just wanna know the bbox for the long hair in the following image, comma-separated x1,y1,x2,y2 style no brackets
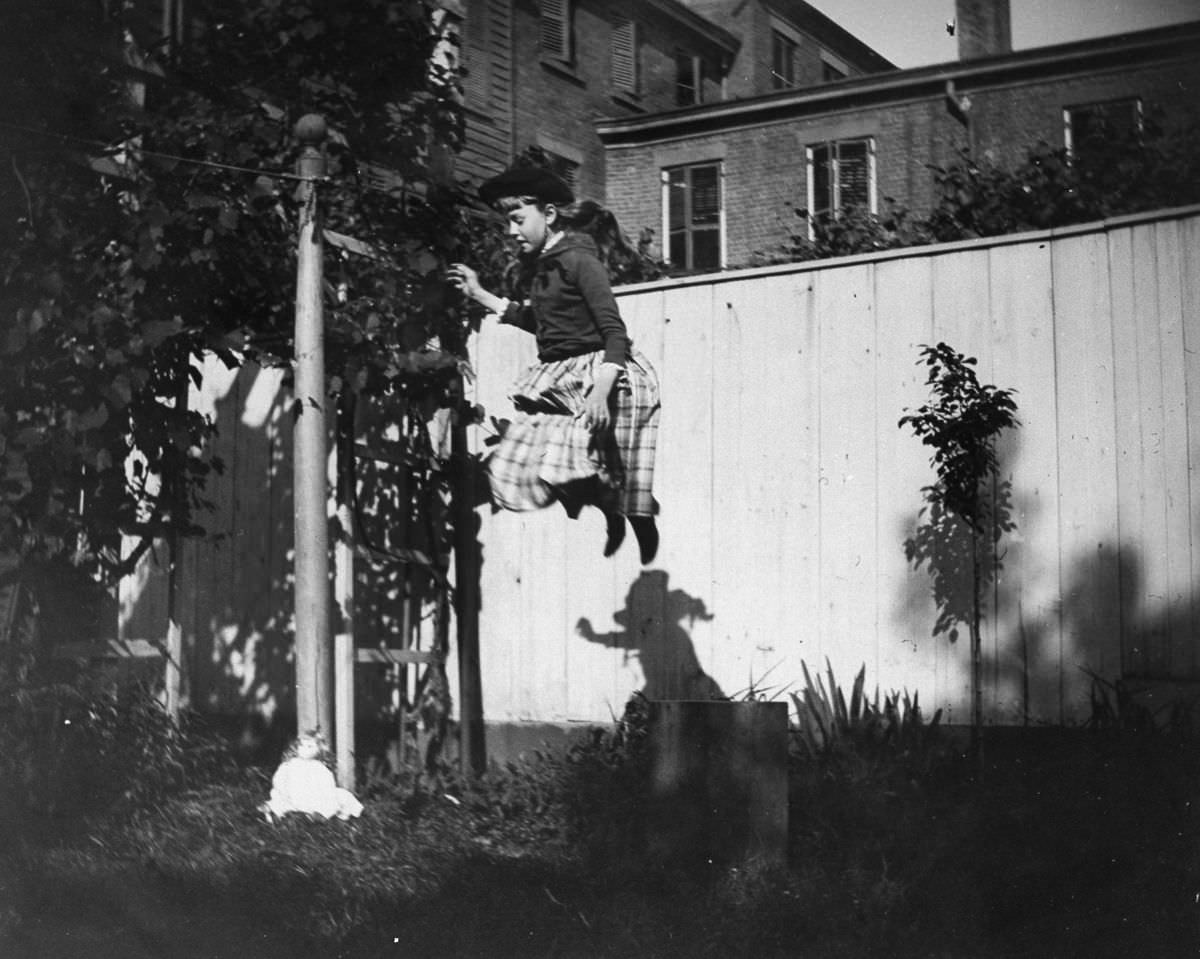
496,196,657,295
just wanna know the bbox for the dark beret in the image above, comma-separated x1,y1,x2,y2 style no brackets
479,166,575,206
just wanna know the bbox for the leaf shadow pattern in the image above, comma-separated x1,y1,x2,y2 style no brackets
575,570,725,702
903,476,1016,648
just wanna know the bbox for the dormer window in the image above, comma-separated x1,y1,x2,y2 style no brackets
771,29,797,89
820,51,848,82
675,52,704,106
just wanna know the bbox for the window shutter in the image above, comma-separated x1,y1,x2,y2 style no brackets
810,144,832,217
462,5,488,107
612,18,637,93
838,140,870,210
691,165,720,225
542,0,570,60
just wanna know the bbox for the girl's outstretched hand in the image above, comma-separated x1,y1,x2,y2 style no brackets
448,263,483,301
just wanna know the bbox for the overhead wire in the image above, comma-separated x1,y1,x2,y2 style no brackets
0,118,329,184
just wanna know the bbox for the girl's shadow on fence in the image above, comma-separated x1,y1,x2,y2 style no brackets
576,570,725,701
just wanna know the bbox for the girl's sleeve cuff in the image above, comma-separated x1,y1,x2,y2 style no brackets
488,297,512,321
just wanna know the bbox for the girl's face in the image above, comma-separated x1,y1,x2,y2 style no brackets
506,200,557,253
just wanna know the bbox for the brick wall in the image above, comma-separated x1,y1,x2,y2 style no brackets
605,98,969,267
507,0,730,202
968,60,1200,169
604,54,1200,269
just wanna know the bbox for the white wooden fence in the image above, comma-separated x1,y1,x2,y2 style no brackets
121,205,1200,729
468,205,1200,728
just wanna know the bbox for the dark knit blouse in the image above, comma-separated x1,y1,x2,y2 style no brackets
500,233,631,367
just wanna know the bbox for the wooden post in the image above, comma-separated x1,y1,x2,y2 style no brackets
451,386,485,775
164,534,183,718
292,114,333,743
163,357,189,720
334,392,356,789
647,701,789,867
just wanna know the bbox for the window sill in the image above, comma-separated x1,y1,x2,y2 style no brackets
611,91,644,112
540,58,586,87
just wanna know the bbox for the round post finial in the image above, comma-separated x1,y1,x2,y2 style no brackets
294,115,328,183
295,114,328,146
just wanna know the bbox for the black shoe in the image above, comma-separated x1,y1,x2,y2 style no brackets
603,511,626,557
558,490,584,520
630,516,659,565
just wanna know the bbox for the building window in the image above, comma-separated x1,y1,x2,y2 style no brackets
542,150,580,194
611,17,639,96
820,59,849,82
807,137,875,222
675,52,704,106
664,162,722,272
542,0,572,62
1065,98,1142,157
820,51,848,83
771,30,797,89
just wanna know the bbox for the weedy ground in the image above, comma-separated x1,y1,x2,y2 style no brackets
0,685,1198,959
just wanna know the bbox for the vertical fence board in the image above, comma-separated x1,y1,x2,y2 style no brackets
785,271,823,689
1181,217,1200,680
514,510,568,720
1051,232,1121,715
1154,221,1194,678
1108,228,1145,676
708,288,747,692
989,240,1060,723
816,263,879,690
874,255,941,701
1130,222,1172,676
647,284,717,698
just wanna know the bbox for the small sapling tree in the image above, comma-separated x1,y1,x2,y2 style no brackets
899,343,1018,758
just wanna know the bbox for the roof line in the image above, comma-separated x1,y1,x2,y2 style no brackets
597,19,1200,142
765,1,896,71
643,0,741,54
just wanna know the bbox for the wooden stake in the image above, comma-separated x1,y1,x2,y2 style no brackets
334,392,356,789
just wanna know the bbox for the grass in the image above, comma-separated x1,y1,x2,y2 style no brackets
1,682,1199,958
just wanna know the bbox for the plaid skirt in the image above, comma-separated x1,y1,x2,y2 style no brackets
486,349,659,517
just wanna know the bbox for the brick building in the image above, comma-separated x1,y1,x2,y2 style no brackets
452,0,893,205
598,6,1200,269
452,0,1200,274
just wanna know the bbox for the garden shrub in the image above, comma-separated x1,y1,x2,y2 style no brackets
768,110,1200,264
0,665,232,818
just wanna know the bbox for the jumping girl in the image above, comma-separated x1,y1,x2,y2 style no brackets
449,166,660,563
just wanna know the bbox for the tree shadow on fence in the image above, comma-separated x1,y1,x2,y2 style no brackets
575,570,725,702
898,419,1195,724
119,364,457,762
